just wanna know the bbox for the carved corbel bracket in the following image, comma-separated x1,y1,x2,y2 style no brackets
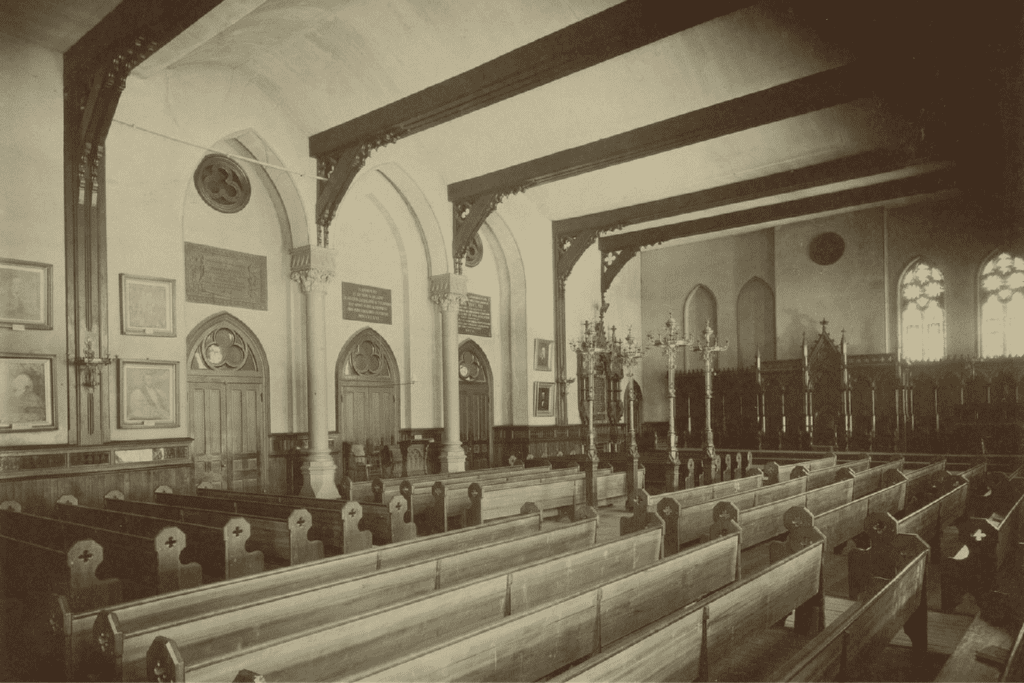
314,131,401,247
601,245,641,294
452,186,524,272
554,232,599,291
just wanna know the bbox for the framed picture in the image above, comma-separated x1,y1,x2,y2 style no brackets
0,259,52,329
0,354,55,431
121,274,176,336
118,360,179,428
534,381,554,417
534,338,553,372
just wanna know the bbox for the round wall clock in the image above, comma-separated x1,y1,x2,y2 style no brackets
809,232,845,266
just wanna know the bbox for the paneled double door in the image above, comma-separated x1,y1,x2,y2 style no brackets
189,378,263,491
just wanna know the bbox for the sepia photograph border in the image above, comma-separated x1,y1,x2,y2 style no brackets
0,354,55,432
533,381,554,417
121,274,176,337
0,258,52,330
118,359,180,429
534,338,553,372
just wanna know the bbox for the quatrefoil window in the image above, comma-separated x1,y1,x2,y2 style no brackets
199,328,249,370
194,154,251,214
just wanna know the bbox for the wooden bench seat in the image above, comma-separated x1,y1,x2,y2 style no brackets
54,495,203,594
1,501,184,604
112,515,603,682
814,469,907,552
768,518,930,681
195,522,744,683
62,506,544,681
374,515,822,683
358,493,417,543
756,454,838,484
149,518,675,683
340,462,530,502
192,485,373,554
800,457,870,489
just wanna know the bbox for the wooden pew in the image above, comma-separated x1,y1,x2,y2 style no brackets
71,505,545,682
463,468,625,525
814,469,907,552
758,454,839,484
369,514,824,683
769,515,930,681
340,462,530,501
53,495,203,594
152,487,324,564
893,471,969,553
942,475,1024,611
103,492,264,580
193,484,373,554
358,493,417,544
112,515,604,682
800,457,870,489
419,467,588,533
187,522,744,683
851,458,905,499
0,501,186,603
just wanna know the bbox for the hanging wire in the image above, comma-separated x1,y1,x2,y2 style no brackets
111,119,329,181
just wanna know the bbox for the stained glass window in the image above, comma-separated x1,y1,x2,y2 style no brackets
981,253,1024,357
900,261,945,361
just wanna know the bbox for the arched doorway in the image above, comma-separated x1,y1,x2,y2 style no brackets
459,341,493,470
186,314,270,492
336,329,400,473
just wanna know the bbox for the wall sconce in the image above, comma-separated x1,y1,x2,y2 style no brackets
69,339,115,388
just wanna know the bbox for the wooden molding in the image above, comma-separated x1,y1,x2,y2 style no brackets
599,169,958,252
601,246,641,294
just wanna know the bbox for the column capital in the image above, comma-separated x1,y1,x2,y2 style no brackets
290,245,336,293
429,272,468,311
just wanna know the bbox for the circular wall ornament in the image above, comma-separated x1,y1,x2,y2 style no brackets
809,232,845,266
194,154,251,213
464,234,484,268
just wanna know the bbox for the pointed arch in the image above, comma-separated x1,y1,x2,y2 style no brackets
186,312,271,492
979,250,1024,357
737,277,776,368
684,284,717,370
899,258,946,361
459,339,494,469
335,327,401,459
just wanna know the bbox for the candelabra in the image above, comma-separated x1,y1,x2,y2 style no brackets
68,339,114,389
693,321,728,481
647,314,692,467
606,327,644,509
569,319,607,463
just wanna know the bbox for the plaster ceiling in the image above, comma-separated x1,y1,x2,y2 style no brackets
0,0,124,52
13,0,960,233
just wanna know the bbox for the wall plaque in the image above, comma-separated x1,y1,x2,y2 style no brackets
458,293,491,337
342,282,392,325
185,243,268,311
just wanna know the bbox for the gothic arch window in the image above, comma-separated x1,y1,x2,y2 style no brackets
684,285,717,370
336,329,400,457
900,260,946,361
736,277,776,367
981,252,1024,357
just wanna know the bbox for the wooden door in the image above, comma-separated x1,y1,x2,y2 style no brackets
459,344,492,469
187,318,268,492
336,330,400,475
189,380,262,491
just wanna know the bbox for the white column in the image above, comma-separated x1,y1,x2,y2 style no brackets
291,245,340,498
430,273,468,473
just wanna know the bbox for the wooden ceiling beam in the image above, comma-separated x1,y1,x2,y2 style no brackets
598,169,957,253
553,150,927,238
448,61,876,204
308,0,748,158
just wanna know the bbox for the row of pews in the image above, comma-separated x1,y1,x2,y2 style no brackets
0,461,628,681
2,450,1020,682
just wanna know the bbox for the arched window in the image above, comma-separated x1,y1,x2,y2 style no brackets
981,252,1024,357
900,260,946,361
736,277,776,367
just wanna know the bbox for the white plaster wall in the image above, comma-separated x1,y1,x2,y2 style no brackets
564,242,604,425
0,38,69,447
605,254,644,413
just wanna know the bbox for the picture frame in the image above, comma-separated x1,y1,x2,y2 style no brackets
118,360,179,428
121,274,176,336
0,258,52,330
534,338,553,372
0,354,56,431
533,381,554,417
